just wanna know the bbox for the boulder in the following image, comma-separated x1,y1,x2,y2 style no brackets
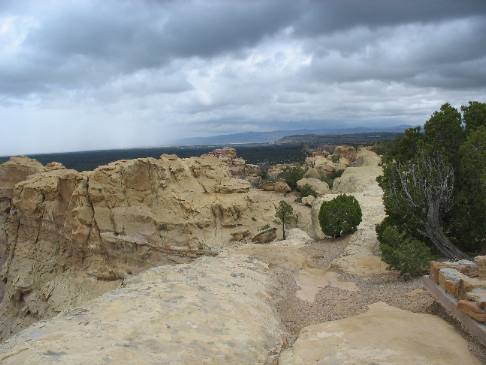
306,156,336,176
260,181,275,191
332,145,357,162
244,164,261,177
44,161,66,171
296,178,329,195
252,227,277,244
280,302,481,365
301,195,315,207
274,181,291,194
285,228,311,243
303,167,320,179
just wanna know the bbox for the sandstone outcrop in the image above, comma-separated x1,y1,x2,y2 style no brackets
0,254,287,365
0,156,44,202
280,302,480,365
332,148,382,195
309,150,388,275
274,181,291,193
301,195,315,207
252,227,277,243
0,157,46,299
304,145,357,177
207,147,261,179
0,154,305,339
296,178,329,195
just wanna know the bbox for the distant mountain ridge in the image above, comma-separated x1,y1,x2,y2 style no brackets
175,125,412,146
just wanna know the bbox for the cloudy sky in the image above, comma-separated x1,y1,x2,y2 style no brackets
1,0,486,155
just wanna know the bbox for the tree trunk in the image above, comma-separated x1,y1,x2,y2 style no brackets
282,220,286,240
425,207,469,260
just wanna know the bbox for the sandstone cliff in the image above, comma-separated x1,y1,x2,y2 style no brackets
0,154,300,339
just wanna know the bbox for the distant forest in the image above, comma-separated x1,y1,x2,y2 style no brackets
0,132,400,172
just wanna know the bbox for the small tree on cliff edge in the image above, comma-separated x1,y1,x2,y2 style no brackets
275,200,294,240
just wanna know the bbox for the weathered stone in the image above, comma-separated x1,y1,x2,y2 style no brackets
215,179,251,193
303,167,320,179
0,154,303,339
332,148,383,195
438,268,462,298
44,162,66,171
332,145,357,162
274,181,291,193
301,195,315,207
296,178,329,195
252,227,277,244
230,229,251,242
458,300,486,323
466,288,486,308
475,256,486,278
260,181,275,191
0,156,44,200
0,255,287,365
280,302,480,365
430,260,478,283
459,276,486,299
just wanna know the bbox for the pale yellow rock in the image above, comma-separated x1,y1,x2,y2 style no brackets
280,302,480,365
0,155,310,339
332,148,383,195
0,156,44,200
0,255,286,365
301,195,315,207
296,269,359,302
296,177,329,195
274,181,291,193
310,150,389,275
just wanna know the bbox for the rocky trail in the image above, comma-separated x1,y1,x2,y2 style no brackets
0,148,485,364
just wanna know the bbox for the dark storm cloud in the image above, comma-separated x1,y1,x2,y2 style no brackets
1,0,486,95
0,0,486,155
294,0,486,35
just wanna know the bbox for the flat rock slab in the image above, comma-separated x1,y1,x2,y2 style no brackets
280,301,480,365
296,269,358,302
0,255,285,365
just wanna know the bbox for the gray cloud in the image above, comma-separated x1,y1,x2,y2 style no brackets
0,0,485,155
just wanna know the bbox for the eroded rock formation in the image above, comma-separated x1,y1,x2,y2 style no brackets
0,154,294,339
0,254,287,365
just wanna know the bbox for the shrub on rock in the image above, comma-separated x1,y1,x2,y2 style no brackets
299,183,317,198
318,194,362,238
282,166,305,190
378,224,433,279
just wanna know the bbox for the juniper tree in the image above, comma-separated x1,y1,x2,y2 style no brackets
275,200,294,240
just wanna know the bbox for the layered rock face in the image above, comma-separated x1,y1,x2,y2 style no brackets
0,157,46,300
0,254,287,365
0,154,283,339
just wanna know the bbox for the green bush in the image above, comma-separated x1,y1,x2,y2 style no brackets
319,194,362,238
378,224,433,279
282,166,305,190
298,184,317,197
320,169,344,188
